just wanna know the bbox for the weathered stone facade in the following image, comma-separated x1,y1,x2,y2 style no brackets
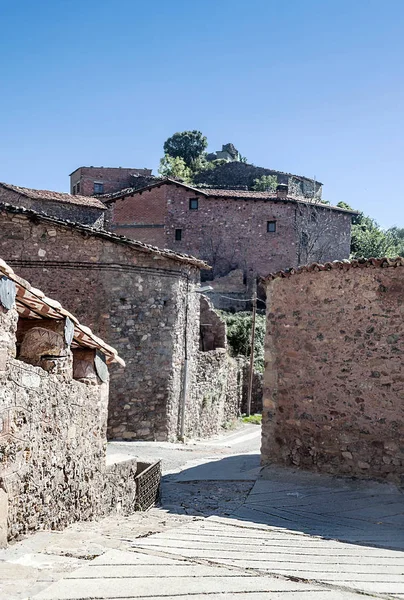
70,166,152,197
106,180,354,301
262,258,404,485
193,162,323,199
0,261,138,545
0,183,106,227
0,204,244,442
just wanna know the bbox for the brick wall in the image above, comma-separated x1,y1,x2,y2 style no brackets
262,262,404,485
0,299,138,544
71,167,152,197
106,184,167,247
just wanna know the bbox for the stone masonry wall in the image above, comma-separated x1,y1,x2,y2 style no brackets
0,188,105,227
0,209,200,442
262,264,404,485
186,349,242,438
0,303,137,543
108,184,352,298
193,162,323,198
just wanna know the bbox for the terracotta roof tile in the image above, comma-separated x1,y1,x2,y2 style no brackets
263,257,404,282
0,202,210,270
103,178,357,214
0,257,124,365
0,182,106,210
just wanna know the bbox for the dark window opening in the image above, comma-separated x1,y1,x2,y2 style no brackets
267,220,276,232
189,198,199,210
94,182,104,194
175,228,182,241
72,185,76,195
76,182,81,194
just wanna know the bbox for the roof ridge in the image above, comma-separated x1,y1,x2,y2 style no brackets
0,257,124,365
0,201,209,269
263,257,404,282
0,182,106,210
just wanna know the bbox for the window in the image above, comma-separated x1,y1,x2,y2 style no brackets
72,185,76,195
93,182,104,194
189,198,199,210
76,182,80,194
267,220,276,232
175,228,182,241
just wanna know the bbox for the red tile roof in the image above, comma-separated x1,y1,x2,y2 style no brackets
263,257,404,282
103,178,357,214
0,182,106,210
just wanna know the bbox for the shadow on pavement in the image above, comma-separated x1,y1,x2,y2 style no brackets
160,456,404,552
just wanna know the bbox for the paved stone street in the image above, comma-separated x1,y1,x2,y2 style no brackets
1,423,404,600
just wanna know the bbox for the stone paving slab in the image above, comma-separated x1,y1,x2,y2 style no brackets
31,548,373,600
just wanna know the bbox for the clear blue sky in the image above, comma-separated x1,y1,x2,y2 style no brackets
1,0,403,227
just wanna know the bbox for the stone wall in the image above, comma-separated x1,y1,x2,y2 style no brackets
0,302,137,544
186,350,242,438
241,365,263,414
107,183,352,304
262,260,404,485
193,162,322,198
0,207,202,442
0,188,105,227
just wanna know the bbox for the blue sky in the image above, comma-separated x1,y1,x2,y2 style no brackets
1,0,403,227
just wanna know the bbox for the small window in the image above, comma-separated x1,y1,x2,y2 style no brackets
267,220,276,232
175,228,182,241
189,198,199,210
76,182,81,194
72,185,76,195
93,182,104,194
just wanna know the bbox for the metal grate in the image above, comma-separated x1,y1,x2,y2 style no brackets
135,460,161,511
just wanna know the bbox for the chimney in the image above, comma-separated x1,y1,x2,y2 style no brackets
276,184,288,199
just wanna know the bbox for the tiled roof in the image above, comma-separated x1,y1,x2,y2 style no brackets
0,202,210,269
103,178,356,214
0,258,124,365
263,257,404,282
0,182,106,210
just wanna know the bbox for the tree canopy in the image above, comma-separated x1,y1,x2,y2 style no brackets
252,175,278,192
163,130,208,168
336,202,403,259
158,155,192,182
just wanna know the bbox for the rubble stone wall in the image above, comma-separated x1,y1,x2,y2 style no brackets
0,304,137,543
186,350,242,438
0,188,105,227
0,209,200,441
262,265,404,485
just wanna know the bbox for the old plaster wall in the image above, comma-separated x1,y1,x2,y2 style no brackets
0,209,200,442
0,304,137,543
262,263,404,484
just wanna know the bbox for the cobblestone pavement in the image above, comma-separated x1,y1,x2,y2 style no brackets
2,423,404,599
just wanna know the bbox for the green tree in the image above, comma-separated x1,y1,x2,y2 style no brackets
252,175,278,192
163,130,208,168
219,311,265,372
158,155,192,182
350,214,399,259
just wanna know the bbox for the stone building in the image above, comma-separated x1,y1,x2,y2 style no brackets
0,202,244,442
193,162,323,199
261,257,404,485
0,258,141,546
0,182,106,227
104,178,355,305
70,166,152,197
